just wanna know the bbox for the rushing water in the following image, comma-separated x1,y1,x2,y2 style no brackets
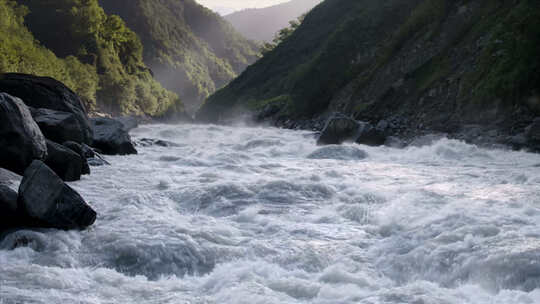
1,123,540,304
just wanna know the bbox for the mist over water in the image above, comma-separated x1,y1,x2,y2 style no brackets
1,123,540,304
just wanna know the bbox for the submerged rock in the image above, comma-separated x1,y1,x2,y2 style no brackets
45,140,84,182
136,138,180,147
308,145,368,160
91,117,137,155
31,107,86,144
18,160,96,229
0,73,93,144
0,93,47,175
317,114,360,145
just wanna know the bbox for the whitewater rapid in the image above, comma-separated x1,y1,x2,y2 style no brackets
1,123,540,304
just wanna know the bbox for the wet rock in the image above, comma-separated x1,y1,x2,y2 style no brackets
18,160,96,229
409,134,446,147
525,118,540,142
81,143,96,159
87,156,110,167
0,73,93,144
115,116,139,132
355,122,387,146
0,185,18,229
0,93,47,175
0,168,21,188
384,136,406,148
45,140,84,182
90,117,137,155
136,138,180,147
317,114,360,145
30,108,86,144
507,133,527,150
62,141,91,175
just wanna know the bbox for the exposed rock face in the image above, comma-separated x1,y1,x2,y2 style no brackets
30,108,87,144
62,141,91,175
90,117,137,155
0,73,93,144
0,185,19,229
45,140,83,182
317,115,360,145
355,123,387,147
18,161,96,229
0,93,47,175
525,118,540,151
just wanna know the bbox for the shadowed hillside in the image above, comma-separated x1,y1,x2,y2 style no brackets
199,0,540,144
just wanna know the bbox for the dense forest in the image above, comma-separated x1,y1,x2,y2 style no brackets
199,0,540,136
0,0,259,116
98,0,259,111
1,0,182,116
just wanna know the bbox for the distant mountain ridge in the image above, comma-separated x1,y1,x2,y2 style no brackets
225,0,322,42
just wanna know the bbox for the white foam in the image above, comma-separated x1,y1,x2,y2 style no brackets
1,124,540,303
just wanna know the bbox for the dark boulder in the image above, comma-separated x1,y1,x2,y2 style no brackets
525,118,540,142
0,73,93,144
44,140,83,181
115,116,139,132
355,122,387,146
30,108,86,144
525,118,540,151
62,141,91,175
91,117,137,155
317,114,360,145
0,185,19,229
18,160,96,229
0,93,47,174
81,143,96,159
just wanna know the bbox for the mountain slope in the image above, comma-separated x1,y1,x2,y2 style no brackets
224,0,322,42
7,0,182,116
199,0,540,143
98,0,259,111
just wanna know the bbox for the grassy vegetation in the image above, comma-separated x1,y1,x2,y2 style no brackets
467,0,540,104
1,0,182,116
0,0,98,105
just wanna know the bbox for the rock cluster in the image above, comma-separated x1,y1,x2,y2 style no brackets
0,73,139,235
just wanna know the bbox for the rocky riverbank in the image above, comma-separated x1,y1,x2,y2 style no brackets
0,73,140,236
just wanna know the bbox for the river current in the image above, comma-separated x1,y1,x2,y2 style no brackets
1,123,540,303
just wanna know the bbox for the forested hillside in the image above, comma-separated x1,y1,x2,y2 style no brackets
98,0,259,111
225,0,322,42
1,0,182,116
199,0,540,138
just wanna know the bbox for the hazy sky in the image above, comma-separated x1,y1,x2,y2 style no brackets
197,0,291,15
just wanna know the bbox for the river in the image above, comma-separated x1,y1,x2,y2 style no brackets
1,123,540,303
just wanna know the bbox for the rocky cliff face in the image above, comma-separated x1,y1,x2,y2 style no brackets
199,0,540,150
